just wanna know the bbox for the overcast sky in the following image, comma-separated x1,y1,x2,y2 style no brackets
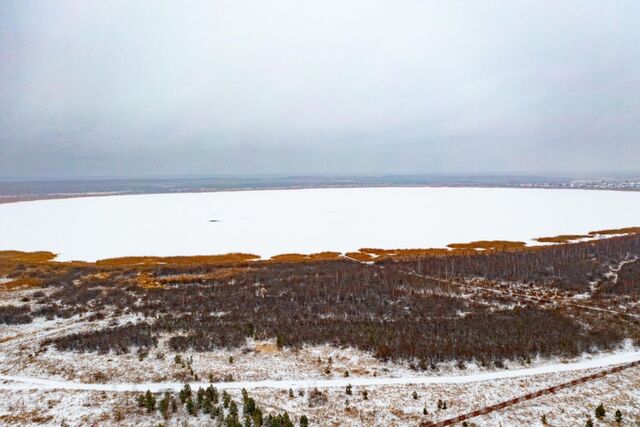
1,1,639,177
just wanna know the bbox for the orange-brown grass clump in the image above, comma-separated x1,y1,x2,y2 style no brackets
392,248,452,257
358,248,389,256
0,250,57,263
136,273,165,289
1,277,43,290
95,253,260,267
534,235,591,244
447,240,527,251
269,252,343,263
345,251,374,262
269,253,309,262
589,227,640,236
307,251,342,261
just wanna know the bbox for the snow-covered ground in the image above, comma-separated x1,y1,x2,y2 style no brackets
1,350,639,392
1,187,640,261
1,363,638,426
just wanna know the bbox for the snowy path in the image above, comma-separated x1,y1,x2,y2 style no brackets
1,351,639,393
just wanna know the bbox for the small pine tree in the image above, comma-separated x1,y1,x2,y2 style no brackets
229,356,234,364
246,397,257,415
136,394,145,408
252,407,263,426
595,403,606,419
344,370,349,377
346,384,352,395
362,390,368,400
541,414,547,425
437,399,443,410
615,409,622,423
186,397,197,416
159,393,171,419
412,391,418,400
225,413,241,427
300,414,309,427
423,407,428,415
197,387,205,406
282,412,294,427
179,383,192,403
289,388,294,398
144,390,156,413
585,416,594,427
229,400,238,416
222,391,231,408
206,385,219,404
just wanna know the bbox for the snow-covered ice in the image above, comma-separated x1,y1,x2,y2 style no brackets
1,187,640,262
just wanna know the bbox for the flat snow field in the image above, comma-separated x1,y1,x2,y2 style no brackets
1,187,640,261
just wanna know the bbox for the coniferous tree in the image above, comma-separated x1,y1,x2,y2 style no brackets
595,403,606,419
144,390,156,413
197,387,205,407
244,397,256,416
179,384,192,403
299,415,309,427
158,393,171,419
229,400,239,416
252,407,264,427
186,397,196,416
136,394,145,408
615,409,622,423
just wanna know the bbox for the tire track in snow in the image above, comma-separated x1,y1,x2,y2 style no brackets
0,351,638,393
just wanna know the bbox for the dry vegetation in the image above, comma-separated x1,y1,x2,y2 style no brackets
2,231,640,366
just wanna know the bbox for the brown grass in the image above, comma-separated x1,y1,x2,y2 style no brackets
345,251,374,261
269,252,344,262
534,235,591,244
255,342,279,353
95,253,260,266
447,240,527,251
358,248,390,256
269,253,310,262
589,226,640,236
307,251,342,261
1,277,43,290
0,250,57,263
0,411,54,424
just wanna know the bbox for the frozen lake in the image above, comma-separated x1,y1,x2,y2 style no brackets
1,187,639,262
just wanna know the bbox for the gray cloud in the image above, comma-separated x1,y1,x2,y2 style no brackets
1,0,639,177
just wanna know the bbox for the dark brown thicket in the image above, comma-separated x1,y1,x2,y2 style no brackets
385,234,640,292
0,234,632,363
42,323,156,354
0,304,32,324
